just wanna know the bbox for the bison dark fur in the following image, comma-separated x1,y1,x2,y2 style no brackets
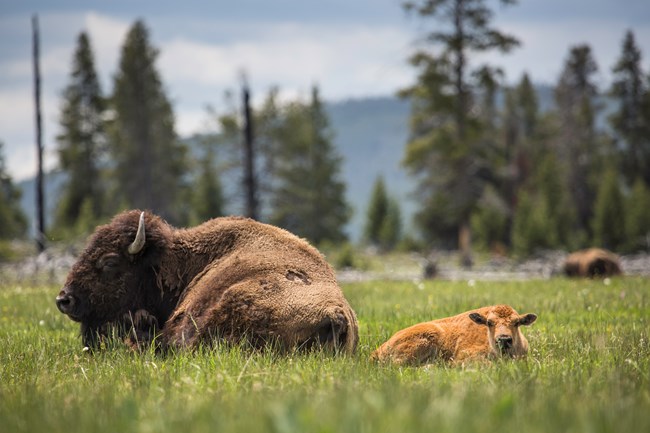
56,210,359,353
563,248,623,278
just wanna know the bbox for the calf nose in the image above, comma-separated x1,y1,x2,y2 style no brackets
496,335,513,348
55,291,75,314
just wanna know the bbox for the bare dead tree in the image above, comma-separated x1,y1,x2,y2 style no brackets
241,74,258,220
32,14,45,252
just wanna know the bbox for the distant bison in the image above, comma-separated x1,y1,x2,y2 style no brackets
56,210,358,353
371,305,537,365
563,248,623,278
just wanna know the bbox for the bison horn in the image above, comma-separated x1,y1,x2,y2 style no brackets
128,212,146,255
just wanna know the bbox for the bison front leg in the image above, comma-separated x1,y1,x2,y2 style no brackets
123,309,160,351
160,282,275,350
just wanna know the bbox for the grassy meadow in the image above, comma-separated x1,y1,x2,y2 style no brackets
1,277,649,433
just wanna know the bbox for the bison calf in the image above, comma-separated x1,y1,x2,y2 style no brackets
56,210,359,353
563,248,623,278
371,305,537,365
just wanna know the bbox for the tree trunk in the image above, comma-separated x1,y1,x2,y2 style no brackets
459,218,473,268
242,82,258,220
32,14,45,252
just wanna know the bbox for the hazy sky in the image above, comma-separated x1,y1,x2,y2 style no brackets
1,0,649,180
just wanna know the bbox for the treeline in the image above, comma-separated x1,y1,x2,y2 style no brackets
400,0,650,259
2,2,650,259
25,20,349,247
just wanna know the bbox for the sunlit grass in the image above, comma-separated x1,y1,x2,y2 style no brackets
1,278,648,433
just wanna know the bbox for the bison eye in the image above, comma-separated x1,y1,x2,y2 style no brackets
487,320,495,327
98,254,120,272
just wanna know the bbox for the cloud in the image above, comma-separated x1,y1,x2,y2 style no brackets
3,8,650,182
158,23,414,101
0,88,59,180
83,12,129,87
478,18,650,86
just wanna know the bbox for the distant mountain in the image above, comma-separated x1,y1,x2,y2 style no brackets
326,96,414,241
18,171,66,238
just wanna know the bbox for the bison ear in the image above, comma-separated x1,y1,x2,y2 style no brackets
517,313,537,326
469,312,488,326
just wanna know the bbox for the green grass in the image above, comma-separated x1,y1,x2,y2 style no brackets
1,278,649,433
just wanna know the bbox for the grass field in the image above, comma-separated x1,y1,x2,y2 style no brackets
1,277,649,433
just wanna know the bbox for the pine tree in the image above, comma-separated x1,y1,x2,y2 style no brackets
55,31,106,233
364,175,389,246
0,141,28,239
253,88,284,219
109,20,188,224
591,169,625,251
609,30,650,187
269,86,350,245
471,185,508,252
379,198,402,251
191,140,225,224
554,44,605,235
624,178,650,252
364,175,402,251
512,73,542,184
535,152,579,249
511,189,550,256
511,151,580,256
401,0,519,265
203,87,282,219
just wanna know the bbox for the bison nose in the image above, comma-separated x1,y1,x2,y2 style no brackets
56,291,76,314
496,335,513,348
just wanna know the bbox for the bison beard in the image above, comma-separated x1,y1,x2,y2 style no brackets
56,210,359,354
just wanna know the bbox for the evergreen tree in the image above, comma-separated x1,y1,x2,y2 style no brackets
0,142,28,239
379,198,402,251
364,175,402,251
609,30,650,187
511,73,542,186
511,151,580,256
253,88,284,218
554,44,605,235
204,88,282,219
364,175,389,245
471,185,508,252
269,86,350,245
624,178,650,252
401,0,519,265
55,31,106,233
109,20,188,224
591,169,625,251
516,73,539,139
511,189,550,256
535,152,579,248
191,140,225,224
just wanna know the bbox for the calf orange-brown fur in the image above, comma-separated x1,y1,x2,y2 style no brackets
371,305,537,365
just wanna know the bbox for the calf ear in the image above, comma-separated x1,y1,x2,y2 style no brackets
517,313,537,326
469,312,488,326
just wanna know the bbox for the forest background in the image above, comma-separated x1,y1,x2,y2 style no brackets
1,0,650,265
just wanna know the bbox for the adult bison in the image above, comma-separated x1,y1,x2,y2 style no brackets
563,248,623,278
56,210,358,353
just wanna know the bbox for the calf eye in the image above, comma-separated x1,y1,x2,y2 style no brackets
487,320,495,327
